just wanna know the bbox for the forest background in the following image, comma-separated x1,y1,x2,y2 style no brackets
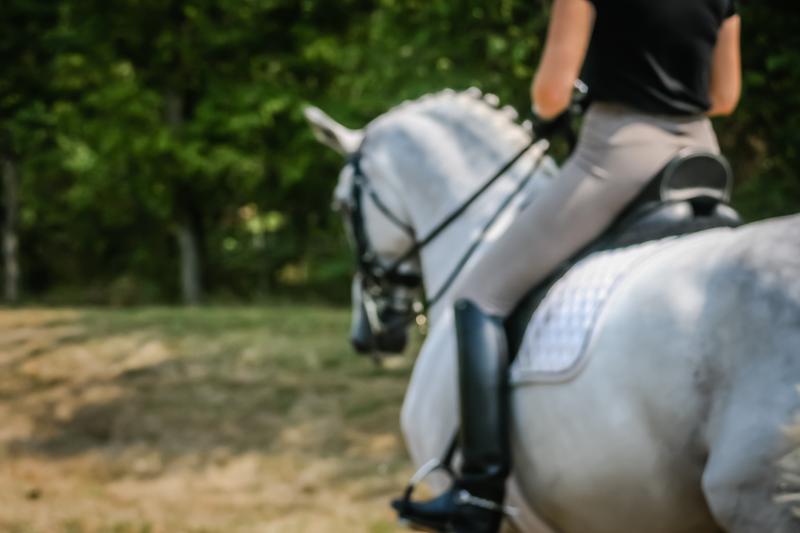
2,0,798,306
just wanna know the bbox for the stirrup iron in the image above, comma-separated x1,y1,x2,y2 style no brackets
397,459,454,511
396,459,518,525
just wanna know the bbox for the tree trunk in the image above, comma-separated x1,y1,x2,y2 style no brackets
166,89,203,305
176,219,202,305
2,156,20,304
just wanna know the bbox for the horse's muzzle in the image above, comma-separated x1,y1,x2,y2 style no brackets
351,303,408,355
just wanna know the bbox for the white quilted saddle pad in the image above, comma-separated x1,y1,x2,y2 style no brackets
511,239,674,385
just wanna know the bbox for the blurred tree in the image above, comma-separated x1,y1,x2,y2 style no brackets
2,0,797,305
49,0,278,303
722,1,800,220
45,0,377,303
0,1,59,303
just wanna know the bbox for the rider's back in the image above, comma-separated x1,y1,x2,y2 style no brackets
583,0,737,116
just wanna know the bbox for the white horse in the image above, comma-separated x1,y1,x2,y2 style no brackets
305,89,800,532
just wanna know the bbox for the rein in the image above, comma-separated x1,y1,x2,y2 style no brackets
349,136,543,310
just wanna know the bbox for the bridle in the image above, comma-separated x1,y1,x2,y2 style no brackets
342,134,547,337
345,155,423,336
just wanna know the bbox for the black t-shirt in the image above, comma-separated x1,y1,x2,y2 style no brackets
582,0,737,116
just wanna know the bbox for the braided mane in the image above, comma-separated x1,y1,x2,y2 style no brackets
368,87,532,150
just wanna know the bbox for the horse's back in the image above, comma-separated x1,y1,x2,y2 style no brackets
511,218,800,531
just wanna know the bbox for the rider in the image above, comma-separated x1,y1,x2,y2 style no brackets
395,0,741,531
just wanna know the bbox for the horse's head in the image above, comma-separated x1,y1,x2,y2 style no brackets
305,91,546,359
304,106,423,357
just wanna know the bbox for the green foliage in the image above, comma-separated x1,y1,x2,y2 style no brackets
0,0,798,304
721,2,800,220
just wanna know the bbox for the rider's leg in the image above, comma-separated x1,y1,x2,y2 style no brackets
456,104,720,316
394,299,510,533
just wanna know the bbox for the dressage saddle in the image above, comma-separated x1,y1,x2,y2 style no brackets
505,149,742,355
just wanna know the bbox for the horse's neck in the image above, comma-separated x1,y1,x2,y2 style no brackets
367,99,547,323
416,149,549,323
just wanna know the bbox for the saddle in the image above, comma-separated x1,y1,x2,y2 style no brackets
505,150,742,355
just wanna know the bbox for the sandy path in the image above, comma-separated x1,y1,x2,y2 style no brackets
0,307,415,533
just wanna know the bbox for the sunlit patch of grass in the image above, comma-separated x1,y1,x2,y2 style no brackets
60,521,154,533
0,523,36,533
0,306,416,532
368,520,400,533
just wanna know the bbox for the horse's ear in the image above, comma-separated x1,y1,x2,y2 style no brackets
304,106,364,157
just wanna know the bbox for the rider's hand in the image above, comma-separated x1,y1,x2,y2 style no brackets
529,80,590,140
529,109,570,140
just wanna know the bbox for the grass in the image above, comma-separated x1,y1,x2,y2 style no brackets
0,306,416,533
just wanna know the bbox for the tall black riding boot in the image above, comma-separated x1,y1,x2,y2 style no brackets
393,299,511,533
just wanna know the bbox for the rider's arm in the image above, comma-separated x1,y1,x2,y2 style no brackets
707,14,741,117
531,0,595,120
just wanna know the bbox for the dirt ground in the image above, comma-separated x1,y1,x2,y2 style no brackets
0,306,417,533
